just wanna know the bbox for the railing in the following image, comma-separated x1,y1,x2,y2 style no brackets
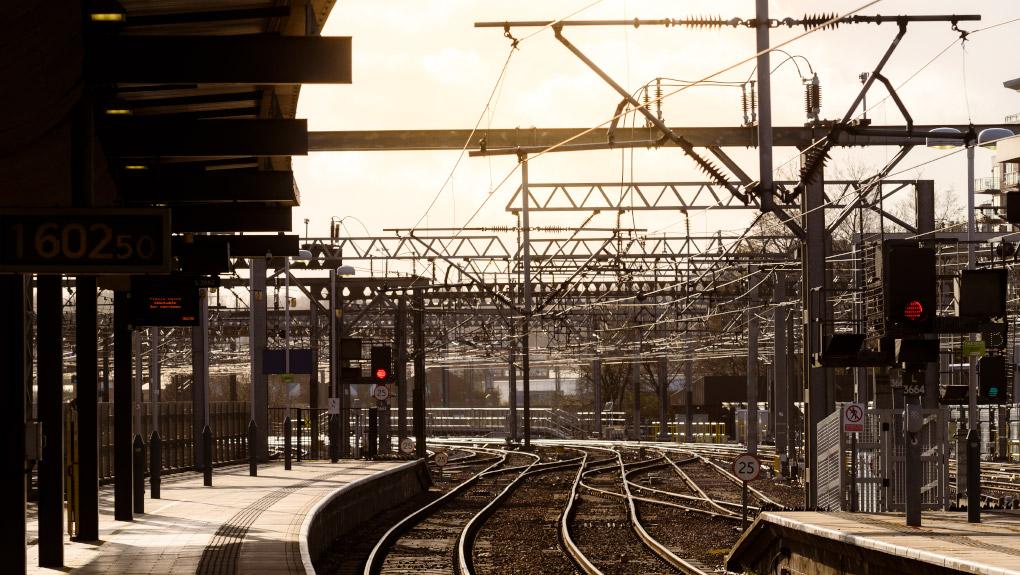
86,401,248,481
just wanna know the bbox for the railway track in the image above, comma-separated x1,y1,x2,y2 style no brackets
363,449,539,575
351,441,802,575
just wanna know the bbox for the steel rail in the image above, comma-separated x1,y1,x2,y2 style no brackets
362,449,520,575
456,455,585,574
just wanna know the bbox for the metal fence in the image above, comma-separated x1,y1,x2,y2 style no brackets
816,405,949,512
93,401,249,480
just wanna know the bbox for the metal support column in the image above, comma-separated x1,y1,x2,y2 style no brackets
755,0,775,212
657,356,669,441
632,326,642,441
149,328,161,498
509,344,518,441
592,357,601,437
250,257,268,461
192,290,209,474
0,276,27,571
328,270,338,461
76,276,98,540
520,154,533,448
413,289,426,458
113,291,133,521
747,266,759,455
773,273,790,475
309,301,319,458
802,158,829,508
684,347,694,444
396,295,408,442
37,275,63,567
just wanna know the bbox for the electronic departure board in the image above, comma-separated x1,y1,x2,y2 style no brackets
0,208,170,273
130,276,201,326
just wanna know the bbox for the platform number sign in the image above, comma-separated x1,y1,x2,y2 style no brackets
732,453,761,482
842,402,865,433
0,208,170,273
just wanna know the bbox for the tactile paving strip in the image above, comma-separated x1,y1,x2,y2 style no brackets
197,470,341,575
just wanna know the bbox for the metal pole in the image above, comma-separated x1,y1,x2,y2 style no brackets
396,295,408,442
329,269,338,461
802,153,829,508
113,291,133,522
150,329,160,435
755,0,775,212
509,343,518,441
192,290,210,473
133,330,143,439
965,146,982,512
592,357,602,437
0,276,26,571
632,326,641,441
747,266,759,455
520,154,533,448
75,276,98,541
285,258,291,419
250,257,268,462
684,347,694,444
37,275,63,566
773,274,789,476
413,289,427,458
657,356,669,441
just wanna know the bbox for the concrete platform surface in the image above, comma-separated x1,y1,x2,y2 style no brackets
27,460,410,574
728,510,1020,575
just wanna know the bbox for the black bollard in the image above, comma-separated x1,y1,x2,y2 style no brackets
132,435,145,514
202,425,213,487
329,414,339,463
149,431,161,499
296,408,303,462
967,428,981,523
248,419,258,477
284,416,292,470
367,408,378,460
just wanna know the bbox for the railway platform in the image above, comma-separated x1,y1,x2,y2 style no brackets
27,459,427,575
727,510,1020,575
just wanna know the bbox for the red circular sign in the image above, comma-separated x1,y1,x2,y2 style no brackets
904,300,924,321
374,368,388,380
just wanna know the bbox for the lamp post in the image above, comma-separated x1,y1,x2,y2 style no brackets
329,263,355,461
926,127,1012,520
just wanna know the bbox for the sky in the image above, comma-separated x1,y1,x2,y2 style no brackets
291,0,1020,276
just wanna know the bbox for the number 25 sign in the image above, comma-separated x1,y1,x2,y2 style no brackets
0,209,170,273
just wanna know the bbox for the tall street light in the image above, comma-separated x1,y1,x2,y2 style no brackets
926,126,1013,520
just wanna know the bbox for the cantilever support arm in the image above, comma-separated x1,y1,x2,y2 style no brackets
552,25,746,203
708,145,805,240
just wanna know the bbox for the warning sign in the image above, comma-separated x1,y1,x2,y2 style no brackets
842,403,865,433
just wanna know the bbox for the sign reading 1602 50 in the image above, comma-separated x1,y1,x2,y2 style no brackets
0,209,170,273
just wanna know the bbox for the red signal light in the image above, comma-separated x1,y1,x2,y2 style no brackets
904,300,924,321
374,368,388,380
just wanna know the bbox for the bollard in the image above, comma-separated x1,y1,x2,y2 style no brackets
284,416,292,470
367,408,378,460
967,428,981,522
202,425,212,487
329,414,339,462
247,419,258,476
149,431,161,499
296,408,303,462
132,435,145,514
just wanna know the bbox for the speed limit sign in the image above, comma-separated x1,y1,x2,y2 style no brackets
372,385,389,401
434,450,449,467
732,453,761,482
